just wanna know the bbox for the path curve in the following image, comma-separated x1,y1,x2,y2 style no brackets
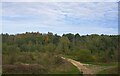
61,57,93,75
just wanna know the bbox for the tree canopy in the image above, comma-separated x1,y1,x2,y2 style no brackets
2,32,119,63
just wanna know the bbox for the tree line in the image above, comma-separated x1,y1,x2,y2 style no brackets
2,32,119,63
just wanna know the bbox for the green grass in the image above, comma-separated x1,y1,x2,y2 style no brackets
62,54,119,75
84,62,118,74
97,66,118,74
67,65,81,74
85,62,118,66
49,62,81,74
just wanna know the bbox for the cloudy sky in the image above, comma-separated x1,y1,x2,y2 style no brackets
2,2,118,35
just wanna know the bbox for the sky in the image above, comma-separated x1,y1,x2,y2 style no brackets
1,0,119,2
1,2,118,35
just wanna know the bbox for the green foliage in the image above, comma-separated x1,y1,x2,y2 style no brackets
2,52,81,74
3,64,48,74
2,32,118,63
2,32,118,74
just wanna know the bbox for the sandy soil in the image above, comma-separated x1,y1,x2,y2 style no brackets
61,57,94,75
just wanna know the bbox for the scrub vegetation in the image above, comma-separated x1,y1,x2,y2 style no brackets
1,32,119,74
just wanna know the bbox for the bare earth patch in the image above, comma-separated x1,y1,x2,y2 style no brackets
61,57,93,74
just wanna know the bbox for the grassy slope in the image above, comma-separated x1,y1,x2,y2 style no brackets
97,66,118,74
3,52,81,74
49,62,81,74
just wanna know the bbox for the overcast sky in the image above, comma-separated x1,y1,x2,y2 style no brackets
2,2,118,35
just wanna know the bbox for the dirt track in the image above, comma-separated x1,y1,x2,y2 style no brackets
61,57,93,75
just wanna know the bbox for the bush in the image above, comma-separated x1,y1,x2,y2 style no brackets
3,64,48,74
